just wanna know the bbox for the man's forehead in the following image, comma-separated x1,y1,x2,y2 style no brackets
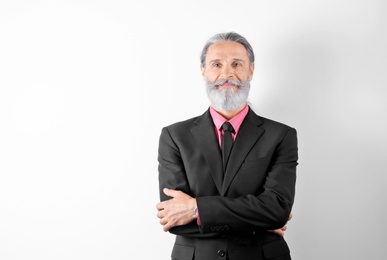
206,41,249,61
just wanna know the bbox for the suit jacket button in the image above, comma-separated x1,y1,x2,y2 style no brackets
217,250,226,257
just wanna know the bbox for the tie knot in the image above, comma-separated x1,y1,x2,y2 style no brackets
221,122,234,133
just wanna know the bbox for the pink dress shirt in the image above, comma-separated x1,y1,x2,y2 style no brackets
209,105,249,146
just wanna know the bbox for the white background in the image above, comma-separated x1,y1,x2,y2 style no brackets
1,0,386,259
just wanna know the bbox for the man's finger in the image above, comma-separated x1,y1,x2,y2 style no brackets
159,218,168,226
156,210,164,219
163,222,172,232
269,229,285,237
163,188,180,198
156,202,165,211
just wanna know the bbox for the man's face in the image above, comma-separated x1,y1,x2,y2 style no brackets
201,41,254,87
201,41,254,112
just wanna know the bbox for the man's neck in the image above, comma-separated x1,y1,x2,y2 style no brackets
213,104,247,120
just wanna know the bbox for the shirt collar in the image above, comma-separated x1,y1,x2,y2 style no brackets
209,105,249,133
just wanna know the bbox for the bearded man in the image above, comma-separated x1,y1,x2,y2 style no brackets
156,32,298,260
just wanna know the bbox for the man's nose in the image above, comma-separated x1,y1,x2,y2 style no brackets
220,65,235,79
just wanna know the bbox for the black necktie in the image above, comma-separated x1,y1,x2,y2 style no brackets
221,122,234,172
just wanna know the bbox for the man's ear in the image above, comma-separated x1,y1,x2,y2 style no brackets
249,63,255,80
200,65,206,79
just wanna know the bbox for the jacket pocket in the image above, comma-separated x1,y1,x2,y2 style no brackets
262,239,290,259
171,244,195,260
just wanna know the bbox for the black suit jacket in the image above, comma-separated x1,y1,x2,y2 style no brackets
158,107,298,260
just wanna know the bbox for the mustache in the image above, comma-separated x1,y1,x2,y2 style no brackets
209,79,250,88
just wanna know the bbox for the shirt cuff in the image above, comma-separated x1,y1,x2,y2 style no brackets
194,207,201,225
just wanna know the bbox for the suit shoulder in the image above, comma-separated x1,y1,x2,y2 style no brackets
249,111,297,138
248,108,295,131
254,115,298,148
161,111,207,136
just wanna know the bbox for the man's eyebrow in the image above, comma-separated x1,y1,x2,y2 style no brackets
209,59,221,63
232,58,246,63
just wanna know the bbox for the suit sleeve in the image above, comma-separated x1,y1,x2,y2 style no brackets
197,127,298,234
158,126,217,237
158,126,191,199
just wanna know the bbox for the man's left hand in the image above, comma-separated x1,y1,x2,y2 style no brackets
269,213,293,236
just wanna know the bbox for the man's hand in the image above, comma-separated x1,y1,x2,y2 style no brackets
156,188,197,232
269,213,293,236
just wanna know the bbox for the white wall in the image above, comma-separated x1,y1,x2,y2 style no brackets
1,0,386,259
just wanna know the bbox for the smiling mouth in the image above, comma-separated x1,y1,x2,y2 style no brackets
219,82,235,87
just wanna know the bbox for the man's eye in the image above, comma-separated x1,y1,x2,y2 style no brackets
233,63,241,67
213,63,220,67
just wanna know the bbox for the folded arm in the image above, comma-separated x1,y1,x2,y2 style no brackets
156,188,292,236
156,126,298,237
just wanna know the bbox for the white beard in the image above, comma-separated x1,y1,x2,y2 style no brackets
205,78,251,111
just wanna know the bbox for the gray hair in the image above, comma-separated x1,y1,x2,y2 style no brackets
200,32,255,67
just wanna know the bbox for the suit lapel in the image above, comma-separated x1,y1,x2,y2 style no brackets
190,110,224,194
221,110,265,195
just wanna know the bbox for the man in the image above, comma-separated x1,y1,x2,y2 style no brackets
156,32,298,260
